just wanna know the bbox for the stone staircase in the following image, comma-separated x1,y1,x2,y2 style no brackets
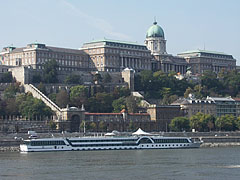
23,84,62,117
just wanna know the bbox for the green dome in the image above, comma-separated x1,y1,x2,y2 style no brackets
146,21,164,38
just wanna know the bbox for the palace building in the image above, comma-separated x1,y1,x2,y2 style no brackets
178,50,236,74
145,21,188,74
0,21,237,75
81,39,152,72
0,43,90,72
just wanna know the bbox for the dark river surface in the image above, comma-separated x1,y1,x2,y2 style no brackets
1,147,240,180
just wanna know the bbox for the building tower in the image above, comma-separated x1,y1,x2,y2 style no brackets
145,21,167,55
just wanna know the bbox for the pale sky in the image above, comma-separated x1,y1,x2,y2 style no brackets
1,0,240,64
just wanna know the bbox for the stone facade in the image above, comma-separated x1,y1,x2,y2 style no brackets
81,39,152,72
147,105,184,131
84,112,154,132
206,96,236,117
173,96,238,118
233,98,240,117
0,43,90,71
178,50,236,74
0,22,236,76
145,21,188,74
175,98,216,118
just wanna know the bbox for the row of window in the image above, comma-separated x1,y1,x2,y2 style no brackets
26,141,66,146
89,48,150,57
70,139,137,143
106,42,147,51
72,143,137,147
153,139,189,143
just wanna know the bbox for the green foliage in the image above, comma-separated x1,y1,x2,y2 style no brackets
201,71,222,94
64,74,82,84
93,73,102,82
236,117,240,130
43,59,58,83
32,73,42,83
89,122,97,131
128,120,136,131
169,117,190,132
99,121,107,132
87,92,114,113
189,113,216,132
215,114,237,131
135,69,240,101
125,96,139,113
49,120,57,131
70,85,88,107
56,90,69,108
3,83,20,99
135,70,190,99
0,98,6,115
102,73,112,83
0,72,13,83
37,82,47,95
48,93,57,103
17,93,52,119
5,98,19,115
112,87,130,99
112,97,126,112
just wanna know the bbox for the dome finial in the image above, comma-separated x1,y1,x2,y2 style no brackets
153,16,157,25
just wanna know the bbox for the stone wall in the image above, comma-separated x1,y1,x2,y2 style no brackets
147,105,184,131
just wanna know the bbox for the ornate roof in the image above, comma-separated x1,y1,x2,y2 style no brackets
146,21,164,38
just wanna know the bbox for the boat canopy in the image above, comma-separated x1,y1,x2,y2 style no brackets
104,132,116,136
132,128,152,136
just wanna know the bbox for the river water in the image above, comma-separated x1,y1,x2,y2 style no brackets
0,147,240,180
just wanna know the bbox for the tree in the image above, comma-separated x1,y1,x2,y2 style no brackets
189,112,203,131
49,120,57,131
169,117,190,132
89,122,97,131
64,74,82,84
112,97,126,112
125,96,139,113
102,73,112,83
70,85,88,107
5,98,19,115
43,59,58,83
3,83,20,99
112,87,130,99
93,73,102,83
56,90,69,108
17,94,52,119
32,73,42,83
48,93,57,103
184,87,194,98
201,71,222,94
0,72,13,83
94,92,114,112
99,121,107,132
37,82,47,95
215,114,237,131
189,112,216,132
0,98,6,115
236,117,240,130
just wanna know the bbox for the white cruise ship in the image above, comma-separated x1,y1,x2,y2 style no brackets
20,130,201,152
